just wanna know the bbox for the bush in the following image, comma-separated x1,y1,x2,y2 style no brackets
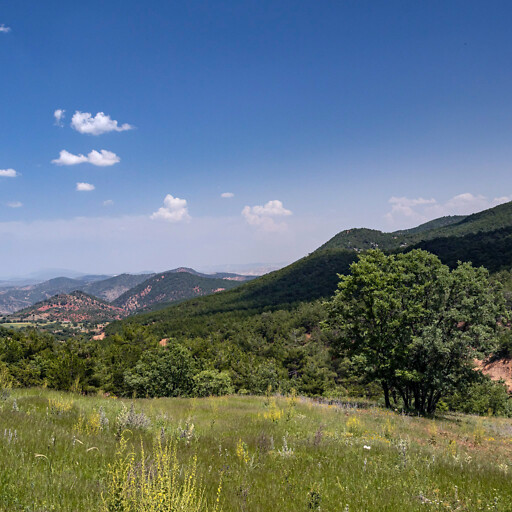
193,370,234,397
124,344,195,398
446,379,511,416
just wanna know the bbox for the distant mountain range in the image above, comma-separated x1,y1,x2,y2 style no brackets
3,268,256,322
112,200,512,335
7,201,512,327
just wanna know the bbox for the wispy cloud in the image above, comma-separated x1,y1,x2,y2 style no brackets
54,109,65,126
221,192,234,198
0,169,18,178
71,111,133,135
76,182,95,192
151,194,190,223
0,25,11,33
242,199,292,232
103,199,114,206
6,201,22,208
52,149,120,167
385,193,511,227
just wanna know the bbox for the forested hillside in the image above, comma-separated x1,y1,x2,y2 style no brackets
112,271,246,312
109,249,358,336
319,201,512,252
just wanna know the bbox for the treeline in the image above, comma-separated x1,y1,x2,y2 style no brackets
0,302,359,398
1,297,511,415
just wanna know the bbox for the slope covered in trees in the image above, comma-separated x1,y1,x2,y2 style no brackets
319,201,512,252
109,249,358,336
112,271,246,313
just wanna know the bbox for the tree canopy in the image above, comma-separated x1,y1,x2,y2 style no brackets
324,249,506,414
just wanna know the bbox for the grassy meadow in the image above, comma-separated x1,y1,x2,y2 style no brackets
0,389,511,511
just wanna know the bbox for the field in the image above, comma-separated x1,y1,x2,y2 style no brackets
1,390,512,511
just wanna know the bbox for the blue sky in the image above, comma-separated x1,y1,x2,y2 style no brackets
2,1,512,276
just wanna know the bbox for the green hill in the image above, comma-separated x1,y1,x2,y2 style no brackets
319,201,512,252
406,225,512,273
112,271,246,313
109,200,512,338
0,277,86,314
108,249,357,336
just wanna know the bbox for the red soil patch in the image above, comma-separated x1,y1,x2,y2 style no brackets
475,358,512,392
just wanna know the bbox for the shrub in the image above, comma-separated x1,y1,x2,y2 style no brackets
446,379,511,416
116,403,151,431
193,370,234,397
124,344,195,398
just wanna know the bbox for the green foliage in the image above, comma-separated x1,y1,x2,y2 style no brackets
193,369,234,397
324,249,506,414
0,299,343,399
407,225,512,273
124,344,195,398
446,377,512,417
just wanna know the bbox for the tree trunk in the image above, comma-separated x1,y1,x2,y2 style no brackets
382,381,391,408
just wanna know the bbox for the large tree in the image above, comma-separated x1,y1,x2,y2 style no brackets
324,249,505,414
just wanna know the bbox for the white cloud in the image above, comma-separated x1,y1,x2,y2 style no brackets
76,182,95,192
221,192,234,198
103,199,114,206
242,199,292,232
86,149,120,166
0,25,11,33
52,150,88,166
52,149,120,167
151,194,190,223
71,111,133,135
6,201,22,208
385,196,436,223
385,193,512,228
54,109,65,126
0,169,18,178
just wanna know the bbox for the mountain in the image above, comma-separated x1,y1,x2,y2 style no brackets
319,201,512,252
0,277,87,314
80,273,156,302
110,201,512,336
12,291,126,323
7,201,512,323
107,249,358,337
112,271,246,313
167,267,256,281
0,267,257,316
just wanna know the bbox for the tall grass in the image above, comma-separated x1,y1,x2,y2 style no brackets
103,434,222,512
0,389,511,511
